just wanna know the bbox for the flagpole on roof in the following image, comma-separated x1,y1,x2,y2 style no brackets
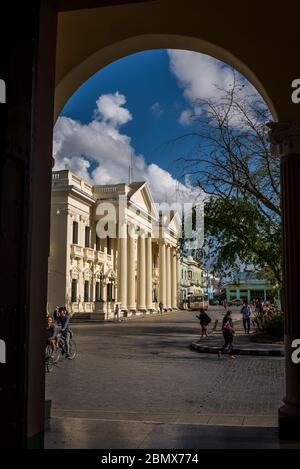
131,152,134,183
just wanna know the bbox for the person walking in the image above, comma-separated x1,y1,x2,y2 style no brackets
196,308,211,339
218,311,235,358
159,301,164,314
241,302,251,334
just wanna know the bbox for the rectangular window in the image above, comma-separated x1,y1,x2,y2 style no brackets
95,281,101,301
107,283,111,301
107,282,115,301
96,235,101,251
85,226,90,248
84,280,89,302
72,222,78,245
71,279,77,302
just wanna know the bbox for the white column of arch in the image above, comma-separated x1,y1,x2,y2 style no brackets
171,247,178,309
78,216,86,307
166,244,171,309
159,241,166,307
137,231,146,310
146,234,153,311
119,222,128,311
66,212,74,307
127,224,137,312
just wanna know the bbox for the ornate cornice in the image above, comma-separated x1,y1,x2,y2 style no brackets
268,121,300,157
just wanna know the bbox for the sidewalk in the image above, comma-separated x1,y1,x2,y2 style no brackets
191,322,284,357
45,416,300,449
71,309,178,324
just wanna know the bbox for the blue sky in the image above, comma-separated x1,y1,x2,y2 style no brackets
54,49,256,204
60,49,193,178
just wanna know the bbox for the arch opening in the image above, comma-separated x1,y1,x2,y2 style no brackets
55,34,278,121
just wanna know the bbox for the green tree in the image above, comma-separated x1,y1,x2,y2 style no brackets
176,78,281,285
204,197,281,285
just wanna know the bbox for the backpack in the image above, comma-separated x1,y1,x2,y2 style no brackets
223,318,232,331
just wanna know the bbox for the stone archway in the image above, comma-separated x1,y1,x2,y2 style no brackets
54,33,278,121
53,33,300,439
2,0,300,448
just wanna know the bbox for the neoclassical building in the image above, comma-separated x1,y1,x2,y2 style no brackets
48,170,181,320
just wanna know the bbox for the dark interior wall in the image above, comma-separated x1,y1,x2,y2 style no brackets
0,0,143,449
0,1,57,448
0,2,41,447
55,0,154,11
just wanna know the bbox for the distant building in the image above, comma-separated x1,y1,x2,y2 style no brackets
178,256,204,308
224,271,273,303
203,272,222,300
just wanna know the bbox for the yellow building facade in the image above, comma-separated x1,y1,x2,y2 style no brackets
48,170,181,320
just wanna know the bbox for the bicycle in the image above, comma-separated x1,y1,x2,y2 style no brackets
55,329,77,362
45,344,55,373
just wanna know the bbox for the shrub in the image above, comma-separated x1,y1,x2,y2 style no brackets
252,310,284,338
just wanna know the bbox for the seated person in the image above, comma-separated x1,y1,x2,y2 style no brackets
56,307,71,356
46,315,58,355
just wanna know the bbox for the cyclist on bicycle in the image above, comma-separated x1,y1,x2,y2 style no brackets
56,307,71,357
46,315,58,356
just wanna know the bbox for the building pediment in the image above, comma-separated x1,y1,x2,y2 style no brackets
129,182,159,219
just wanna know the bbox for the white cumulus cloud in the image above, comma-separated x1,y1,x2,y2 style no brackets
94,92,132,126
53,92,202,206
168,50,256,125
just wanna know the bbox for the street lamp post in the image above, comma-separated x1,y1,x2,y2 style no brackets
108,272,115,321
99,270,104,301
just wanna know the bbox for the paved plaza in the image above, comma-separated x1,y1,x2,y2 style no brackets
45,308,292,448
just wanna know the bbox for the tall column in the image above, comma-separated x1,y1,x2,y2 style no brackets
177,252,181,308
127,225,136,313
118,223,127,311
159,241,166,307
171,248,178,309
269,121,300,440
166,244,171,309
146,235,153,311
137,232,146,310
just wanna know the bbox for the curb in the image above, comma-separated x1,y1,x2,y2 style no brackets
70,310,177,324
191,342,284,357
